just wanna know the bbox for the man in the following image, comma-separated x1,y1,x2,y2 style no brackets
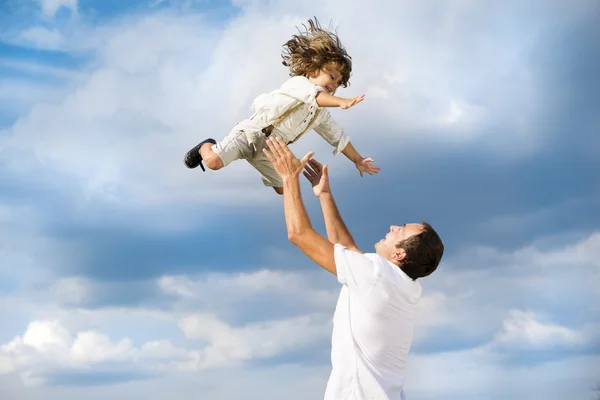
262,137,444,400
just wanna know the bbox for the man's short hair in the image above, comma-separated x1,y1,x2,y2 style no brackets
395,221,444,280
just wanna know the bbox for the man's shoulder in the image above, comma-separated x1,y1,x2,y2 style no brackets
335,245,371,260
366,254,423,297
361,252,390,265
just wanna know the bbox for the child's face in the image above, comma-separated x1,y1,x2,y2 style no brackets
308,66,343,95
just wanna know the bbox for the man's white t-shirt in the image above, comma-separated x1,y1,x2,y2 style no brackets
324,244,423,400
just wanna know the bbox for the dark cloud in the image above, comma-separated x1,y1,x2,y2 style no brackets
492,346,600,367
322,142,598,257
322,7,600,254
49,208,290,280
248,342,331,368
527,9,600,157
411,330,491,355
0,42,88,68
46,369,155,387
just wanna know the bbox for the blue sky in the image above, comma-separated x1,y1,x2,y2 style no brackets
0,0,599,399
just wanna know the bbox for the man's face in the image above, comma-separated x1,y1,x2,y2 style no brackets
375,223,424,261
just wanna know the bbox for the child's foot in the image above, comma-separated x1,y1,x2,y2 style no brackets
184,139,216,171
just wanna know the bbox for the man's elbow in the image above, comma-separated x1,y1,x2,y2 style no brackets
287,229,309,245
287,232,302,244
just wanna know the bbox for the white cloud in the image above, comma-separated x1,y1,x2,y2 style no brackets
0,1,598,398
493,310,584,349
70,331,135,363
0,229,598,397
1,320,137,384
0,310,330,385
179,312,330,368
0,79,72,121
3,13,286,210
17,27,65,50
408,230,600,349
405,348,600,400
139,340,190,363
36,0,78,18
0,354,15,375
3,0,594,216
53,277,92,306
158,269,309,298
20,320,73,353
158,269,338,310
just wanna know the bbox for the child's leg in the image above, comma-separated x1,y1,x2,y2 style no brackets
199,142,224,170
210,131,255,171
185,128,252,172
247,152,284,195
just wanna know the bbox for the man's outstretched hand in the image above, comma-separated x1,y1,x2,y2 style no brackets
303,159,331,198
263,137,314,180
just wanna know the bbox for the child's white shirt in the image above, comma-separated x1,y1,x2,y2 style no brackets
248,76,350,156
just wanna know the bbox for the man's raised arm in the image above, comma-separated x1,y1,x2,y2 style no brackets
262,137,338,275
303,159,362,254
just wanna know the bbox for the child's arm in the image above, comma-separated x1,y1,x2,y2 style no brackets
312,111,381,177
278,76,363,109
340,141,362,164
341,142,381,177
316,92,365,109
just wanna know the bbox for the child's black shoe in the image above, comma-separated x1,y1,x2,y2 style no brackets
184,139,216,171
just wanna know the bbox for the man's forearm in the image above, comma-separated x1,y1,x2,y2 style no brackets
281,176,338,275
319,192,357,249
341,141,362,164
282,176,313,238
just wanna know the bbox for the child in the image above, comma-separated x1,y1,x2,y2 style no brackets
184,18,380,194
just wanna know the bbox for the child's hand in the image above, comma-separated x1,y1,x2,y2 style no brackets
340,94,365,109
355,157,380,177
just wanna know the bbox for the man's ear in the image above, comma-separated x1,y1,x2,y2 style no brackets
392,248,407,263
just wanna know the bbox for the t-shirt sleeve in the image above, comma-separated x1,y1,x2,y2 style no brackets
334,244,381,296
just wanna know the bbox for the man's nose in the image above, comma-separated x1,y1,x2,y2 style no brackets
390,225,399,232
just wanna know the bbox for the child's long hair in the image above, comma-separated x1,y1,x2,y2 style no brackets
281,18,352,88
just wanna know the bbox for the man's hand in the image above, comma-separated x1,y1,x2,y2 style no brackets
339,94,365,110
355,157,381,177
263,137,314,180
303,159,331,197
